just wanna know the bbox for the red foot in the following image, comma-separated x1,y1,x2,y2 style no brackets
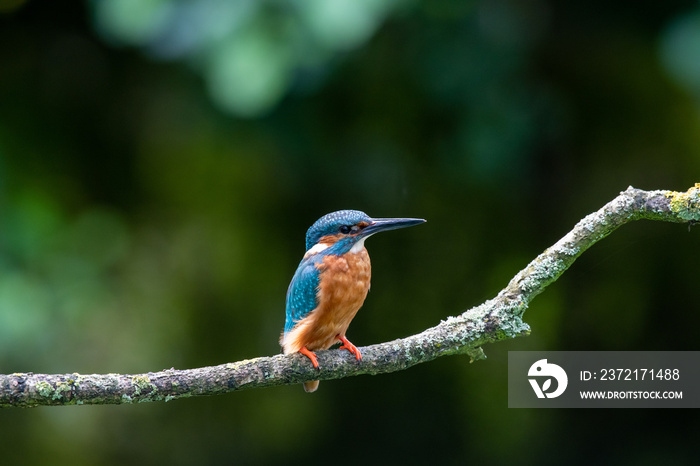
299,346,320,369
337,335,362,361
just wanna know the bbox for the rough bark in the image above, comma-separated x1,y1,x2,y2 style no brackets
1,185,698,407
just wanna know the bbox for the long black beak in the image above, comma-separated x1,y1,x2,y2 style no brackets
361,217,426,237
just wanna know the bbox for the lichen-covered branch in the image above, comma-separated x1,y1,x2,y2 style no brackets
1,185,698,408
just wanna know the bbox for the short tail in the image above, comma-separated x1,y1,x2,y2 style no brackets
304,380,320,393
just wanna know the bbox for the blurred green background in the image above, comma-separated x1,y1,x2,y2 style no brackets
1,0,699,464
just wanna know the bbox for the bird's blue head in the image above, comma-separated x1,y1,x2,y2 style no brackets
305,210,371,250
304,210,425,254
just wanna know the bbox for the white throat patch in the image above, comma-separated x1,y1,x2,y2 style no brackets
349,237,367,254
305,235,370,257
304,242,330,257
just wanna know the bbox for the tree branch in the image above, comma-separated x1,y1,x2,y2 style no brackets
2,185,698,407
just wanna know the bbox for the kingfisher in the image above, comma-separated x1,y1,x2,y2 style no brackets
281,210,425,392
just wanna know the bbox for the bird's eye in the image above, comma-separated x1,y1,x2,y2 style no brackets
339,225,352,234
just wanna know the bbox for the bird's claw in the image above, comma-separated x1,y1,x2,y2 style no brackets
337,335,362,361
299,346,320,369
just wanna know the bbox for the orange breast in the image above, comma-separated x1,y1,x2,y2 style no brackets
282,249,371,354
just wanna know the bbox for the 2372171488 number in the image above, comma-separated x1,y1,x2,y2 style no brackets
599,368,680,381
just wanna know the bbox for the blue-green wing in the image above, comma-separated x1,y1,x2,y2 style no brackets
284,255,321,334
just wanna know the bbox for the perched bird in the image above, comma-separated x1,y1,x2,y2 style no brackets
281,210,425,392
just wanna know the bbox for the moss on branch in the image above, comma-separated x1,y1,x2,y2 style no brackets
1,185,698,408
